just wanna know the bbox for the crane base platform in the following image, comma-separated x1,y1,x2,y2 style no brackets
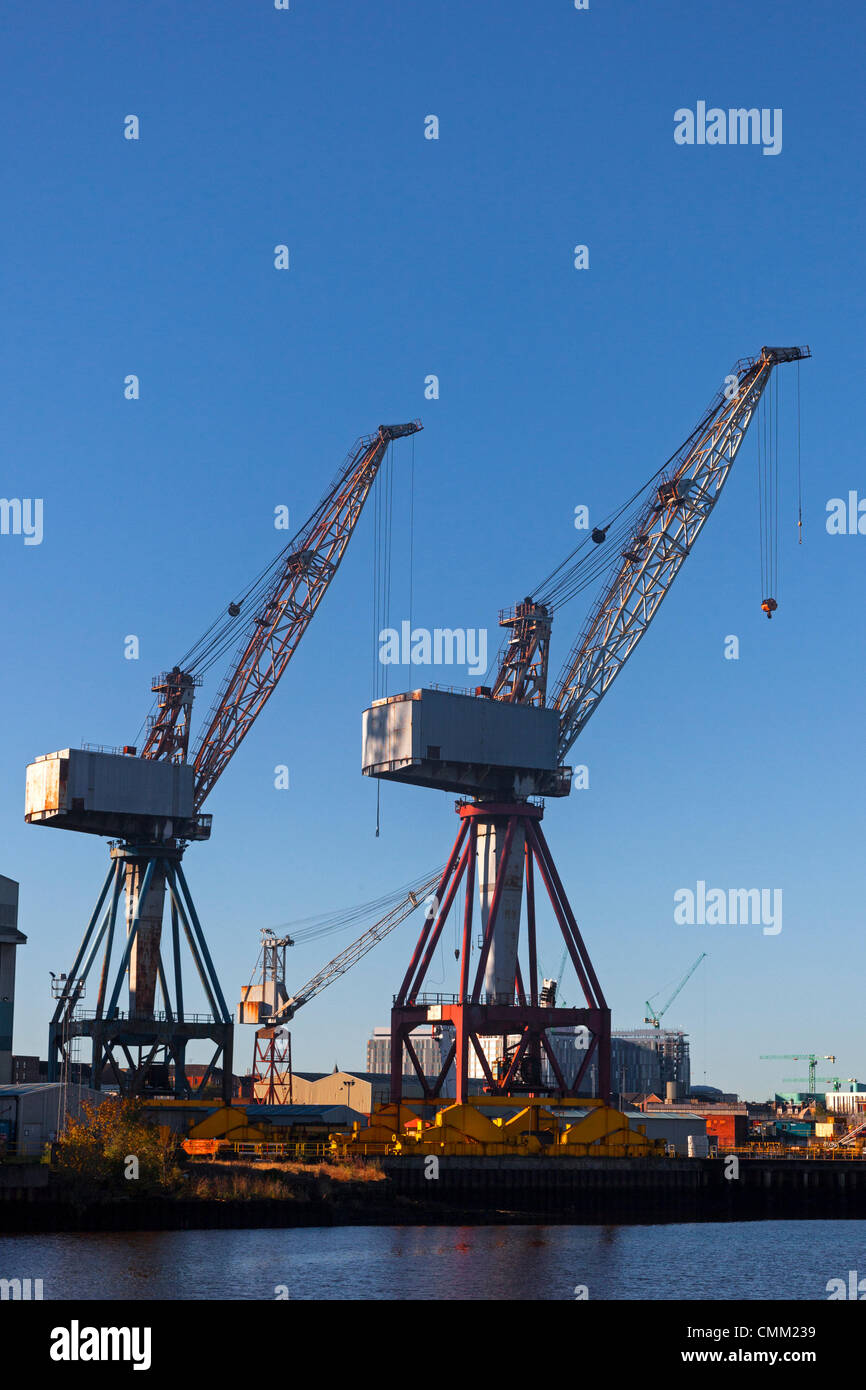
390,800,611,1106
48,844,233,1101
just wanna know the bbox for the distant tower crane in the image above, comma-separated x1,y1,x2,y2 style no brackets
644,953,707,1029
761,1053,836,1092
362,347,810,1106
26,422,422,1099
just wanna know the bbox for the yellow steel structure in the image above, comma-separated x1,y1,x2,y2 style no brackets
186,1105,271,1144
331,1096,660,1159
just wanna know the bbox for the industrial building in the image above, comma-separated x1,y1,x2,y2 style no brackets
612,1029,691,1097
825,1083,866,1115
0,1083,105,1157
641,1096,749,1149
0,875,26,1086
624,1110,709,1157
10,1055,41,1084
260,1070,430,1115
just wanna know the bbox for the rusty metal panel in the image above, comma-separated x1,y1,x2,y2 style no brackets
25,749,195,828
25,753,66,818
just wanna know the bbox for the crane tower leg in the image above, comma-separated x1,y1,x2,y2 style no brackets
477,819,526,1002
390,801,611,1105
48,845,233,1102
125,862,167,1017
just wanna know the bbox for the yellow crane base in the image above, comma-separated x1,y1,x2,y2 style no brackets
331,1096,660,1159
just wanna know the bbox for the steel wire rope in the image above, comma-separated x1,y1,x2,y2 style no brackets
261,865,447,945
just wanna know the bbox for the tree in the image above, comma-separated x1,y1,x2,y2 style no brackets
53,1096,182,1199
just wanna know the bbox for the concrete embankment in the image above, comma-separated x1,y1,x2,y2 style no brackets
2,1157,866,1233
384,1155,866,1222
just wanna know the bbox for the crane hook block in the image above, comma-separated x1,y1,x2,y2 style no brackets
761,598,778,619
591,527,607,544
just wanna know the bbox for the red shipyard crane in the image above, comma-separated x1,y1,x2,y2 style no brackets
25,422,421,1100
362,347,809,1106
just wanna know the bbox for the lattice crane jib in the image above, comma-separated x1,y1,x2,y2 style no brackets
548,347,809,763
139,421,422,805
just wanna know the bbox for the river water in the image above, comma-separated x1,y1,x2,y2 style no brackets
2,1221,865,1299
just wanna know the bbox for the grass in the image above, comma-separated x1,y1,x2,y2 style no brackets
186,1156,385,1202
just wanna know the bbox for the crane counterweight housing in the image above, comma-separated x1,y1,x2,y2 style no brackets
362,688,570,799
25,748,207,841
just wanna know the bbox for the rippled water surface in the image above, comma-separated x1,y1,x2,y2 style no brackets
3,1221,865,1299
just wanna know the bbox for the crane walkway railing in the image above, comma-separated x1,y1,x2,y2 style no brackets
73,1009,217,1025
718,1144,866,1161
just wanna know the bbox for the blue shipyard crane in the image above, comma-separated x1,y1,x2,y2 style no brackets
362,347,810,1106
25,422,421,1099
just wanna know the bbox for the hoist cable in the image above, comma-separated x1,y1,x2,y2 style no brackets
262,865,447,945
531,376,744,611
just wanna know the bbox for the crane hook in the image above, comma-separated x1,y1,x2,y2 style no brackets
761,598,778,619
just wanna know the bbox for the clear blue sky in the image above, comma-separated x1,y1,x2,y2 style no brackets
1,1,863,1100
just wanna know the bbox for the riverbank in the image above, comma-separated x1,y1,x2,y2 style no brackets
3,1155,866,1233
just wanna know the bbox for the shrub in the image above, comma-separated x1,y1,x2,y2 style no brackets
53,1096,182,1199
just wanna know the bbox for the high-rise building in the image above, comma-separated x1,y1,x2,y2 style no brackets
366,1022,689,1100
367,1025,448,1080
465,1027,591,1090
11,1056,41,1084
611,1028,690,1097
